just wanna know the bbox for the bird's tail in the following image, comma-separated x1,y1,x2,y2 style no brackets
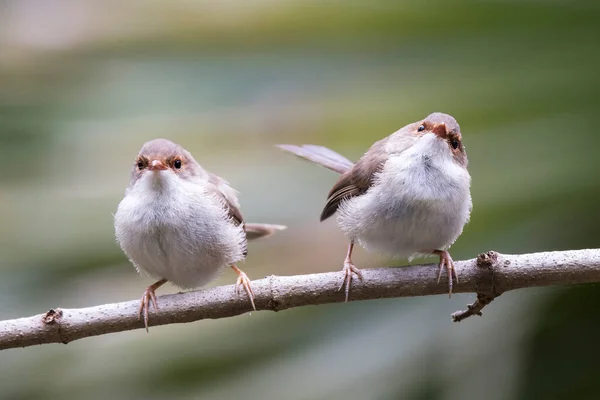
244,223,287,241
276,144,354,175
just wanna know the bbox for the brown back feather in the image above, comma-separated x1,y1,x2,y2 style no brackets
320,137,389,221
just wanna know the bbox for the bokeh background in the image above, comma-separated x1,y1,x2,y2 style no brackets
1,0,600,399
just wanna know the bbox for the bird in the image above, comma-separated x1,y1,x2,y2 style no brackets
114,138,285,331
277,112,472,301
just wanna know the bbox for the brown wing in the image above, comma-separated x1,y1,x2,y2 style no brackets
207,173,249,256
222,195,244,227
208,174,244,227
320,137,389,221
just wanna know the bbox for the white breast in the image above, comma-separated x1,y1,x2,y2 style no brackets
114,172,246,289
336,134,472,258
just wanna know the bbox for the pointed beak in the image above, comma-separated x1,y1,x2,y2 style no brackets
432,122,447,139
148,160,168,171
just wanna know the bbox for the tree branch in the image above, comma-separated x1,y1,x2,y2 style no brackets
1,249,599,351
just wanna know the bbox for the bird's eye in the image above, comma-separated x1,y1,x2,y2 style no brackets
418,125,425,132
137,159,145,170
450,139,460,150
173,159,182,169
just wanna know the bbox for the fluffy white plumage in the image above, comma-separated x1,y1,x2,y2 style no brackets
114,148,246,289
337,132,472,257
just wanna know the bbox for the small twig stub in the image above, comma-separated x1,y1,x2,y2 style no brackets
451,293,497,322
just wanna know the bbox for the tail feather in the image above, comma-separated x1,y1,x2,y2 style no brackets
276,144,353,175
244,223,287,241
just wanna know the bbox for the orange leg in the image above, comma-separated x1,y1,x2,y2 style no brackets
338,241,363,302
139,278,167,332
231,265,256,311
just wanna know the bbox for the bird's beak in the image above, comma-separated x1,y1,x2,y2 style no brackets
432,122,447,139
148,160,168,171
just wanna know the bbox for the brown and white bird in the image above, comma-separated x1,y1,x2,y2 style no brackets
114,139,285,331
278,112,472,301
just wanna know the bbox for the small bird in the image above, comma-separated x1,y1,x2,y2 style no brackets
114,139,285,331
278,112,472,301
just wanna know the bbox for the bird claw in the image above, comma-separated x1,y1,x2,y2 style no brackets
137,279,167,333
436,250,458,297
139,287,159,333
232,266,256,311
338,261,363,302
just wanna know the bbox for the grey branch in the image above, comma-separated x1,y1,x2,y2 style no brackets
1,249,599,351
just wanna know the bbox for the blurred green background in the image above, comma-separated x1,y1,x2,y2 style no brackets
1,0,600,399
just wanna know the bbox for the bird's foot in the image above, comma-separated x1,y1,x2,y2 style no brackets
338,260,363,302
232,265,256,311
138,279,167,332
434,250,458,297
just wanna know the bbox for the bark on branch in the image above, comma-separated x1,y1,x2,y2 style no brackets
1,249,599,351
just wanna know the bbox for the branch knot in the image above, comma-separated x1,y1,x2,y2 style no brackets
453,251,505,322
477,251,498,268
42,309,63,325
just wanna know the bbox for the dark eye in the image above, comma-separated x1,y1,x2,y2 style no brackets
137,159,145,170
418,125,425,132
450,139,460,150
173,159,182,169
